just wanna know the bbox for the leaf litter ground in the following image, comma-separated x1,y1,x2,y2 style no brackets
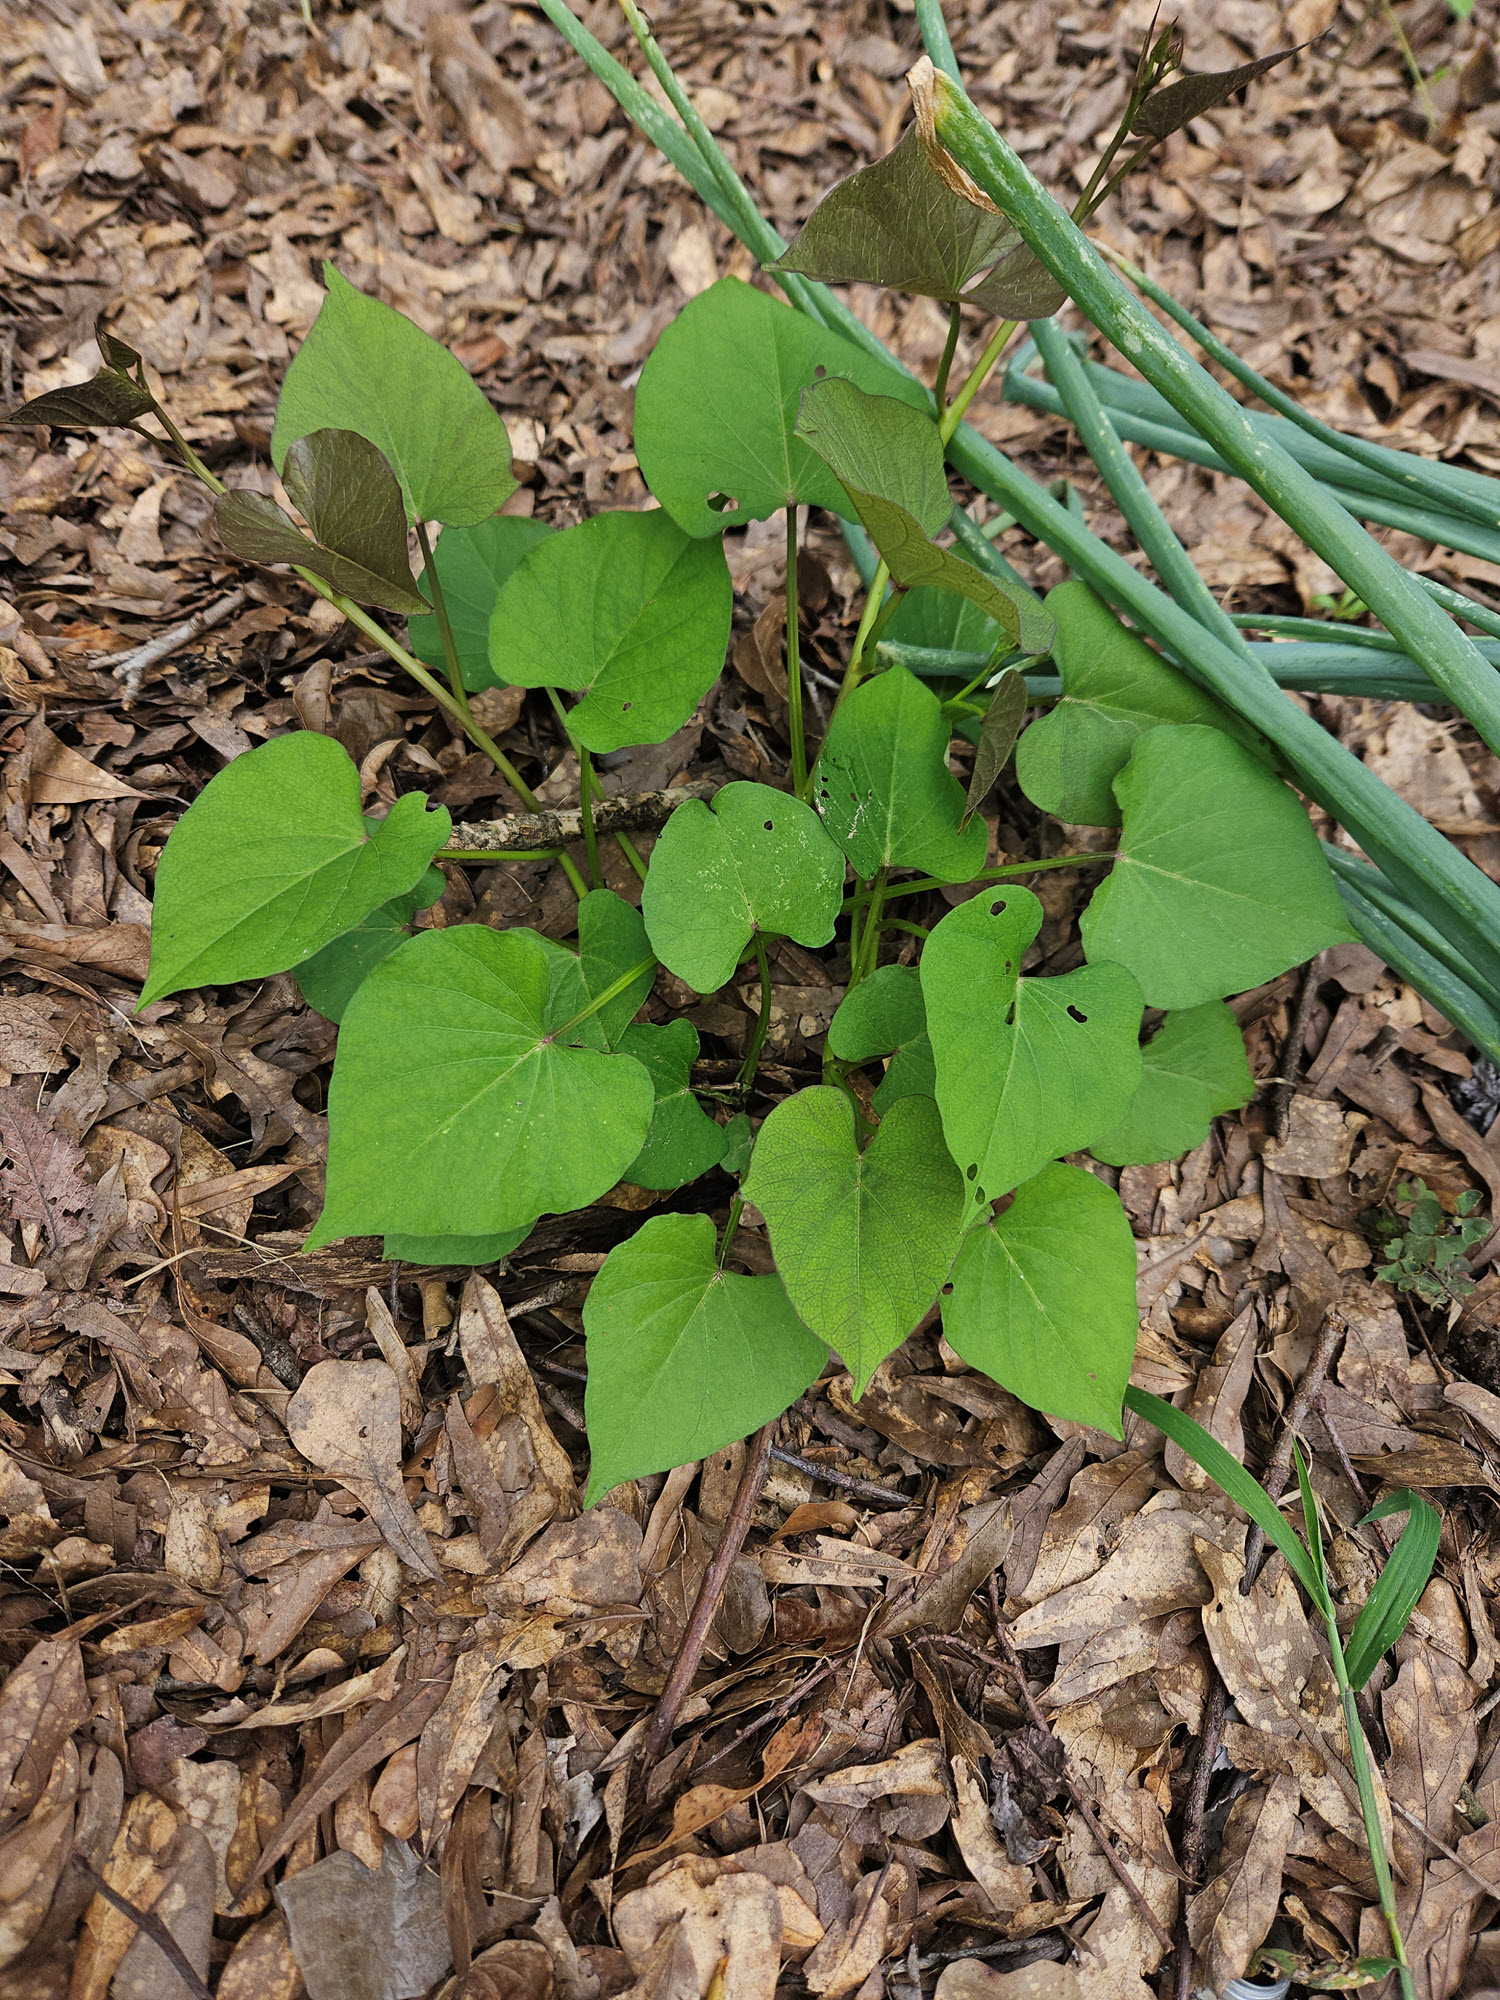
8,1,1500,1997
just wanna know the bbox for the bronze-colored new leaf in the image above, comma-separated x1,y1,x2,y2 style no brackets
773,124,1062,319
1130,48,1299,141
965,668,1029,819
215,427,429,616
2,370,156,431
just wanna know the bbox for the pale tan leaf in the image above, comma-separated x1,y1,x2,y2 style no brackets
285,1359,440,1579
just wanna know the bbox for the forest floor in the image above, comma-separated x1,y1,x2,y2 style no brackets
6,0,1500,1996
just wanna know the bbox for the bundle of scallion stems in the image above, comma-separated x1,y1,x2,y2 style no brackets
536,0,1500,1067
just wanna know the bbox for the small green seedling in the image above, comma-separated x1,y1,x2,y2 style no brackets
8,21,1394,1511
1128,1387,1440,2000
1373,1177,1489,1301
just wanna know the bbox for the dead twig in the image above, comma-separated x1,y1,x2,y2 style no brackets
768,1443,909,1505
923,1597,1177,1959
105,588,248,699
71,1857,214,2000
1241,1306,1345,1592
449,782,717,853
1269,949,1326,1140
1173,1677,1227,2000
693,1658,839,1779
642,1421,776,1766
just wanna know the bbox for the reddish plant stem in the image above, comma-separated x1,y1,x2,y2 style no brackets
642,1422,776,1766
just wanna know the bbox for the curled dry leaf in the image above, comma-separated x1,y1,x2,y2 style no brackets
285,1359,441,1579
614,1856,782,2000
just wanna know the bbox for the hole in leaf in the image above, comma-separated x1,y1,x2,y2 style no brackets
941,1282,954,1297
1066,1004,1087,1023
813,364,827,378
622,701,632,711
966,1163,978,1181
990,899,1007,916
707,492,738,513
763,820,773,830
1004,1002,1016,1027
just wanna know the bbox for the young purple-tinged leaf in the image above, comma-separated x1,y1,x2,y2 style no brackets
97,326,146,378
772,124,1063,319
272,263,516,526
215,429,429,616
943,1162,1136,1433
795,377,1049,651
582,1212,826,1502
2,370,156,431
1130,47,1300,142
964,667,1028,818
743,1088,965,1393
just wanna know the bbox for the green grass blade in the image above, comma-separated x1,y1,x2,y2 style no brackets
1123,1387,1328,1608
541,2,1500,1022
926,71,1500,753
1343,1490,1442,1691
1031,315,1258,665
1330,867,1500,1064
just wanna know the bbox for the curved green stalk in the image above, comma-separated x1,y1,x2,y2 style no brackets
786,507,808,795
1031,316,1253,664
1104,250,1500,537
737,934,774,1089
924,71,1500,752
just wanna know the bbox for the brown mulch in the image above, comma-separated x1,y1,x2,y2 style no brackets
8,0,1500,1996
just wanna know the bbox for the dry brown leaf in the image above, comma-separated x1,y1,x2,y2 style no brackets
1263,1097,1368,1178
26,720,144,803
1062,1787,1176,2000
802,1863,903,1999
416,1644,509,1853
458,1273,577,1562
0,1635,87,1839
215,1911,305,2000
614,1856,782,2000
0,1086,91,1248
1197,1537,1380,1848
276,1835,452,2000
285,1359,441,1579
1185,1772,1298,1991
936,1965,1082,2000
481,1508,642,1615
1163,1301,1258,1491
949,1756,1034,1916
1010,1492,1239,1651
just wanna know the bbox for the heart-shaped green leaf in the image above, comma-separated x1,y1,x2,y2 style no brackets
922,886,1143,1204
383,1224,532,1266
487,511,733,753
142,734,451,1004
618,1021,729,1190
795,378,1046,650
743,1088,966,1391
306,924,655,1247
797,377,951,538
410,516,554,688
541,890,656,1051
1080,724,1355,1008
582,1212,826,1503
826,964,935,1112
814,666,986,882
1090,1001,1254,1167
272,264,515,526
771,125,1060,315
642,781,846,993
943,1162,1136,1433
1014,582,1251,826
634,277,927,537
295,863,446,1023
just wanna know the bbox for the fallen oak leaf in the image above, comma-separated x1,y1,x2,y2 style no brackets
250,1648,454,1881
285,1360,441,1579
